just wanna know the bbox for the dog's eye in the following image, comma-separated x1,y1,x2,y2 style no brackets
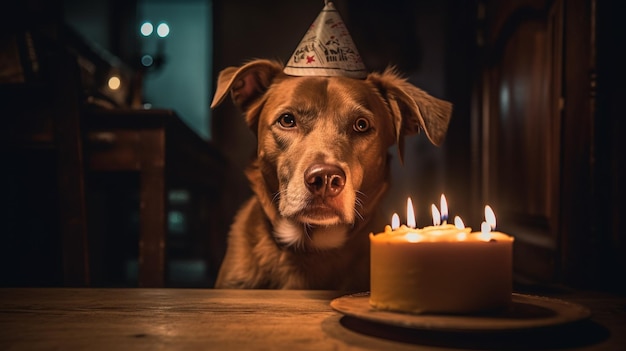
277,113,297,128
353,117,371,133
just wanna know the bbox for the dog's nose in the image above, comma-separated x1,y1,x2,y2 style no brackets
304,164,346,198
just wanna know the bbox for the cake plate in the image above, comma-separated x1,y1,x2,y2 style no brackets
330,292,591,332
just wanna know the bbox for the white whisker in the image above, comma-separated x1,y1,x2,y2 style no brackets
355,191,367,208
271,191,282,205
354,208,364,221
303,223,313,239
354,191,365,220
354,197,364,209
300,223,314,250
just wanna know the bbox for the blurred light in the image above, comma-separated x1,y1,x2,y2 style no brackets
499,83,510,115
140,22,153,36
168,210,186,234
141,54,154,67
107,76,121,90
157,22,170,38
168,189,190,204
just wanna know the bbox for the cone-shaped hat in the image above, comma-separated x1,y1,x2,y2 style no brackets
283,1,367,79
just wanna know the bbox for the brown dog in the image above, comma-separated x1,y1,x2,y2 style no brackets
211,59,451,290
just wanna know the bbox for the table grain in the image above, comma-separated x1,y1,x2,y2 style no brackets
0,288,624,350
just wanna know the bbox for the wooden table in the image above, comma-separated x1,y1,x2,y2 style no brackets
0,288,624,350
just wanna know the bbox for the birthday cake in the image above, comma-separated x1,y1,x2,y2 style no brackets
369,200,514,315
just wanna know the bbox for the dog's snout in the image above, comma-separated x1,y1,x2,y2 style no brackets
304,164,346,198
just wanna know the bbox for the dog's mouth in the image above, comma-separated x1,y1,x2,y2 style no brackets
295,202,346,226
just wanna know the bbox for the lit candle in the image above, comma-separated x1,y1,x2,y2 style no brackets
407,197,416,228
454,216,467,240
473,205,511,244
440,194,448,224
479,221,492,241
391,213,400,230
454,215,465,229
485,205,496,229
420,195,464,238
369,198,514,315
431,204,441,226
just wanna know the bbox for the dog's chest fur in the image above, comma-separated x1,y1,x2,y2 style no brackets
225,197,375,290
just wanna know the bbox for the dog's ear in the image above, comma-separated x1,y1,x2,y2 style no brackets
211,59,284,112
368,67,452,163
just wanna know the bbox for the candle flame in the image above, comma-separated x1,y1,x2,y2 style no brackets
454,216,465,229
407,198,416,228
485,205,496,230
440,194,448,222
479,221,492,241
391,213,400,230
456,232,467,240
431,204,441,226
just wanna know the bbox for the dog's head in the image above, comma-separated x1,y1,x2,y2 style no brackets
212,59,451,250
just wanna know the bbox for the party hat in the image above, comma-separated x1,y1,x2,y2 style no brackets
283,1,367,79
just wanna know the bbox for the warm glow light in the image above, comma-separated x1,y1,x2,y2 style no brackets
157,22,170,37
407,198,416,228
107,76,121,90
391,213,400,230
440,194,448,223
456,232,467,240
485,205,496,230
140,22,153,36
405,233,423,243
431,204,441,226
479,221,492,241
454,216,465,229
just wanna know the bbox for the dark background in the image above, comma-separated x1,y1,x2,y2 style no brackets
1,0,623,293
